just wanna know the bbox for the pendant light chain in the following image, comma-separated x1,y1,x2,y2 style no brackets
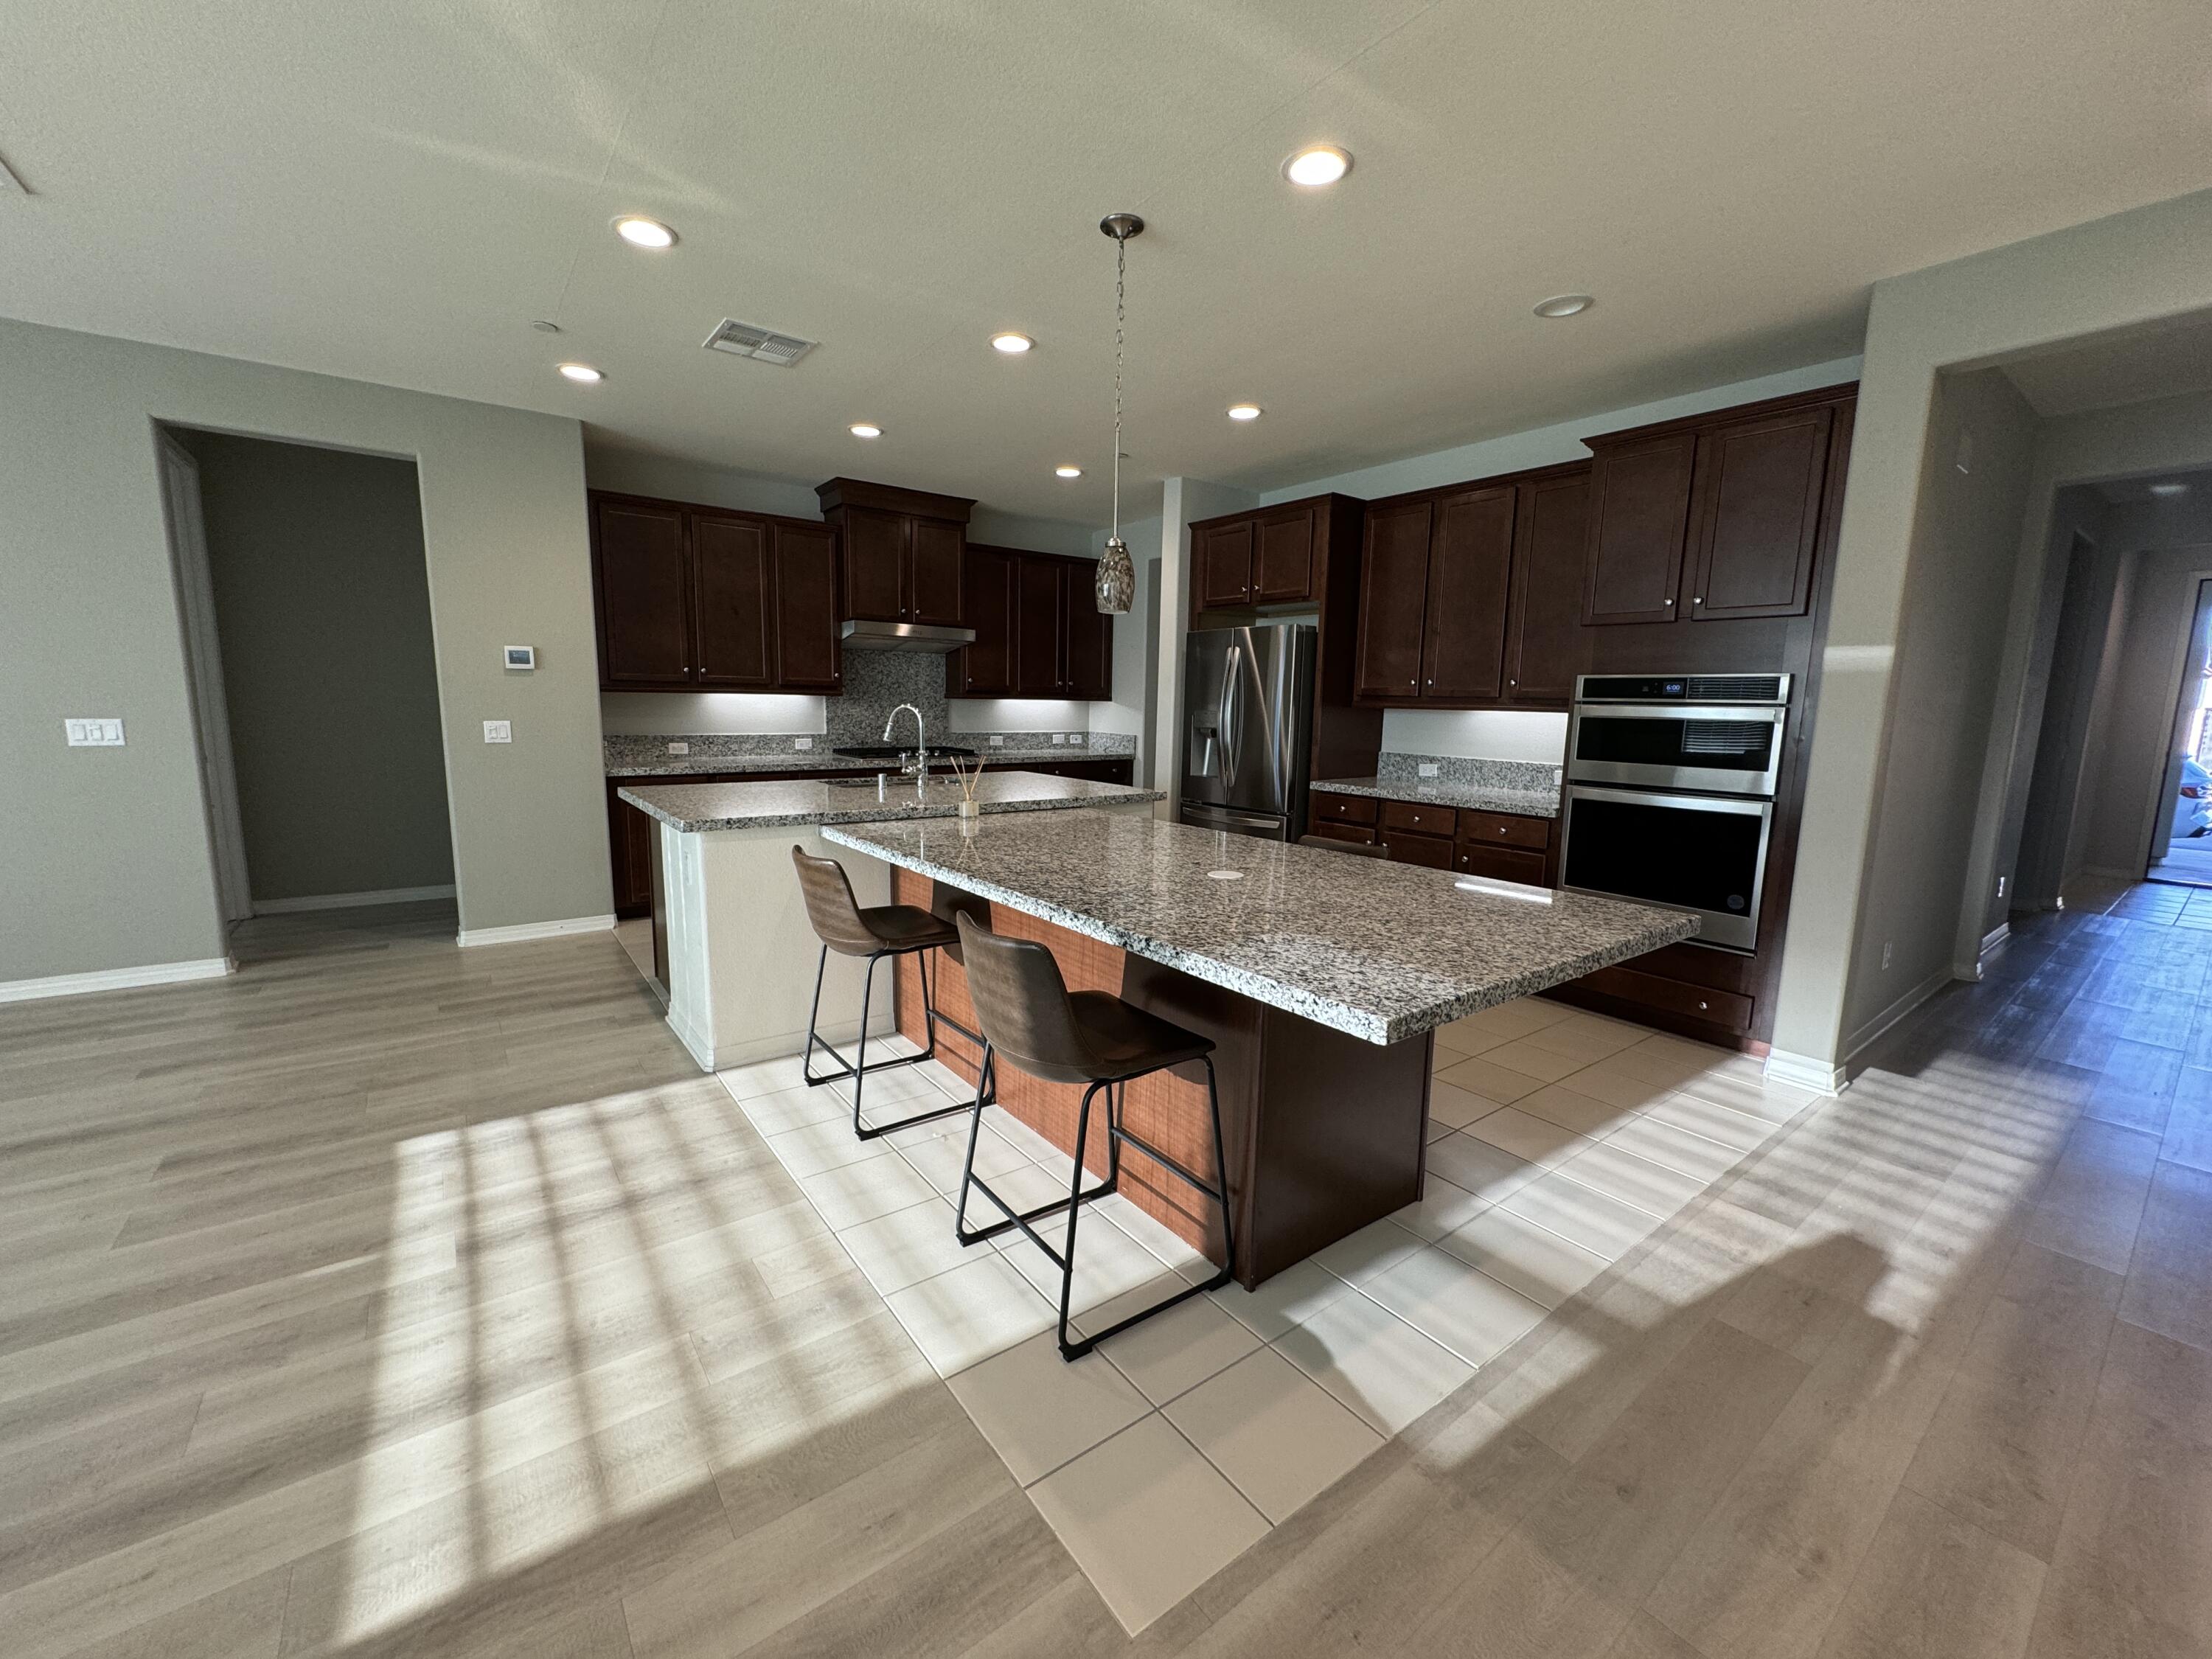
1111,229,1125,543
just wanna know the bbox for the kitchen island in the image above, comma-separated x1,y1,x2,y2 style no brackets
821,810,1695,1286
621,772,1164,1071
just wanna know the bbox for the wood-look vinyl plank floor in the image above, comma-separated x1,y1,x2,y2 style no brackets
3,897,2211,1655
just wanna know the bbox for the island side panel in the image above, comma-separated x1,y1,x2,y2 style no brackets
889,868,1231,1261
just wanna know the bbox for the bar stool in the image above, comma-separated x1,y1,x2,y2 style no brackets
949,912,1235,1361
790,846,970,1141
1298,833,1389,858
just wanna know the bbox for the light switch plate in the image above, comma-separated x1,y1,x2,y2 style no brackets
988,735,1005,746
667,741,690,754
793,737,814,750
64,717,125,747
483,720,512,743
1418,762,1440,779
1052,732,1067,745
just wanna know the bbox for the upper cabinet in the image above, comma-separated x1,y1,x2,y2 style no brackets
591,492,841,693
815,477,973,625
1581,387,1851,627
1190,495,1360,615
948,545,1113,701
1352,464,1590,709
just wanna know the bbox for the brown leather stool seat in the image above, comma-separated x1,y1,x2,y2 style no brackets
792,846,973,1141
1298,833,1388,859
950,911,1236,1361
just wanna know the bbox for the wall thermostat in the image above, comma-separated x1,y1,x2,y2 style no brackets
504,645,536,671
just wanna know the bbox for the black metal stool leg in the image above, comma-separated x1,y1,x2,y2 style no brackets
1056,1081,1106,1360
800,945,969,1141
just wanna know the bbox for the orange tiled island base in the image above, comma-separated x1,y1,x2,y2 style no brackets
890,866,1436,1287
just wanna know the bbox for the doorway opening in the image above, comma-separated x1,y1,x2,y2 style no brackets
158,426,456,956
2146,575,2212,886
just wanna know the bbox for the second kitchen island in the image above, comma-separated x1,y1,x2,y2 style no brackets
824,810,1695,1287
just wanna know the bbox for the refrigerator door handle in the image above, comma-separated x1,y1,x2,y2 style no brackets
1183,803,1286,836
1221,642,1242,788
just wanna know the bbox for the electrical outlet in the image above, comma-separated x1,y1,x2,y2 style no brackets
988,735,1006,747
483,720,512,744
63,717,125,747
1881,941,1893,970
1418,762,1441,779
667,741,689,755
1052,732,1067,745
793,737,814,751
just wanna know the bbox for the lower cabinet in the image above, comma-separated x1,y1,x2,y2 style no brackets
608,782,655,917
1308,792,1557,886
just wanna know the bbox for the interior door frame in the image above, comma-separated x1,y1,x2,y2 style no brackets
156,428,255,924
2140,564,2212,879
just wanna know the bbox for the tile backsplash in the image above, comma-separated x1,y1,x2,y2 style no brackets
1374,752,1559,792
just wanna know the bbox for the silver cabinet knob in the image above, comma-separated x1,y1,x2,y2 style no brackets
1664,598,1674,607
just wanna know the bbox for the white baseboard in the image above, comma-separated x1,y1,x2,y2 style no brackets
0,956,234,1004
254,884,455,915
456,914,616,949
1954,922,2011,982
1764,1047,1847,1096
1842,962,1955,1065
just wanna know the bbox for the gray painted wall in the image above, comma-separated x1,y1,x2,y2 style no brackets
0,316,606,984
183,431,452,903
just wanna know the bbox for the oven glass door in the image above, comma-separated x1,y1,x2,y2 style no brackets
1568,704,1785,796
1560,785,1773,951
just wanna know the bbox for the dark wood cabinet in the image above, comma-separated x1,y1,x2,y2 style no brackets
950,546,1113,701
1190,494,1357,614
1380,827,1454,869
1503,470,1590,704
692,511,773,688
816,478,974,626
1419,486,1515,701
593,498,692,685
1353,500,1433,700
1582,434,1697,625
1686,406,1832,620
950,545,1018,696
770,523,841,689
1253,506,1317,604
591,492,841,694
608,782,655,917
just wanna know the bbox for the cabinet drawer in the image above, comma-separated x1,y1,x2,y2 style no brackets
1380,799,1457,837
1576,963,1753,1034
1305,822,1377,847
1380,828,1454,869
1313,793,1380,827
1456,810,1550,851
1454,844,1548,888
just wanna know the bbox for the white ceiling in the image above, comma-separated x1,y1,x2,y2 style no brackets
4,1,2211,523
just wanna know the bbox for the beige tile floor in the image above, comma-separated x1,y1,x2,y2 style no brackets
726,997,1817,1632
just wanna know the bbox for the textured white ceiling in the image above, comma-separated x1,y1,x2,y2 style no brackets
4,1,2211,522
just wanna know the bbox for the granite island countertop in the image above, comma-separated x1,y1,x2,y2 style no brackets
1311,776,1562,819
822,809,1693,1044
619,771,1164,832
609,748,1127,779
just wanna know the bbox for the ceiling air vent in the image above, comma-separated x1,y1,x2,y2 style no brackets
703,318,817,366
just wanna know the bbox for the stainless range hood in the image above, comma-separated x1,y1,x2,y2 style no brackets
838,619,976,653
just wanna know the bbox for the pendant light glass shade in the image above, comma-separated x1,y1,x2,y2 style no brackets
1095,535,1135,612
1095,212,1143,614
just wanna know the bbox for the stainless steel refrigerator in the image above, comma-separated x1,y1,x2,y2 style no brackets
1178,623,1316,841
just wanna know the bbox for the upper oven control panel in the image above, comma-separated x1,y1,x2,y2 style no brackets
1576,673,1791,706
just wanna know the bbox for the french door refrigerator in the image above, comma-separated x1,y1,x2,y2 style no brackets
1178,623,1316,841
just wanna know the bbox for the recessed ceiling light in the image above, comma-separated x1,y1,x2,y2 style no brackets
1283,145,1352,187
1533,293,1595,319
1055,465,1083,479
1227,403,1263,422
849,422,883,439
557,362,603,383
991,332,1034,354
613,215,677,249
2151,481,2190,496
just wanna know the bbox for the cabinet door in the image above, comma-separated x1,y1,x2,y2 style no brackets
909,518,964,625
1419,486,1515,701
1454,843,1548,888
593,498,692,685
771,524,841,689
1061,563,1113,699
841,507,908,622
1015,556,1064,696
1582,433,1696,625
1354,500,1433,700
1503,472,1590,704
1380,829,1453,869
1686,406,1832,621
1253,506,1316,604
952,545,1017,695
691,511,775,687
608,785,654,917
1197,519,1253,609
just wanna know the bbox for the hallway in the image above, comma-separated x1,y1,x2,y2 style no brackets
0,896,2205,1656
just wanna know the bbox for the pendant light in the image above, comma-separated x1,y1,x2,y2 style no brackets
1093,212,1142,614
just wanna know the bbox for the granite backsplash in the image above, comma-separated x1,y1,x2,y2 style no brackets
1371,752,1560,792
